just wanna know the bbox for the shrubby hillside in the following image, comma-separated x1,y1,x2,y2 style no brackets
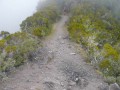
67,0,120,85
1,0,120,86
20,5,60,37
0,0,60,79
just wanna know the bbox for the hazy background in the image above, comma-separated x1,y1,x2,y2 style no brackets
0,0,40,33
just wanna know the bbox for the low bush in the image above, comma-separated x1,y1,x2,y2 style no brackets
67,1,120,85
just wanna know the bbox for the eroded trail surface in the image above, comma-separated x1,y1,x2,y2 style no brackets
0,16,105,90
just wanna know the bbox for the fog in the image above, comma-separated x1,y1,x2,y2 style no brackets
0,0,40,33
0,0,120,33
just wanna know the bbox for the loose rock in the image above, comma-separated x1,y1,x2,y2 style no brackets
79,78,89,88
70,53,76,55
68,80,76,86
109,83,120,90
98,83,109,90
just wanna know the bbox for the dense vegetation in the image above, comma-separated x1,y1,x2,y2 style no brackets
0,0,60,79
0,32,40,72
20,6,60,37
67,0,120,85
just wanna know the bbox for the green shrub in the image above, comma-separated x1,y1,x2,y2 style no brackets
5,46,16,53
99,44,120,76
102,43,119,60
20,5,59,35
105,76,116,85
1,58,15,72
0,54,15,72
67,1,120,85
33,27,49,37
117,76,120,86
13,54,25,67
0,40,6,50
99,59,112,75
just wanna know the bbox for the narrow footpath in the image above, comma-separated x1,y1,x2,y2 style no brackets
0,16,105,90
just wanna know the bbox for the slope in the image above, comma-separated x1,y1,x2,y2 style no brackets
0,16,105,90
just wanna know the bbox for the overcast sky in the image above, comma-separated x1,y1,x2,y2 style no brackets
0,0,40,33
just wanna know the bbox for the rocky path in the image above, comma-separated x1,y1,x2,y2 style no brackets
0,16,106,90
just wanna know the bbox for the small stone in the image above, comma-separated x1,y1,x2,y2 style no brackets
70,53,76,55
48,51,53,53
69,81,76,86
109,83,120,90
60,82,64,86
75,78,79,82
61,41,65,44
59,36,62,39
63,89,66,90
44,81,54,89
30,86,36,90
78,78,89,88
26,80,30,82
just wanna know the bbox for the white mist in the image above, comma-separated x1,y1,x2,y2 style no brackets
0,0,39,33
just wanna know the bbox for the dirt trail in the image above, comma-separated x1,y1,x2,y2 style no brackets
0,16,105,90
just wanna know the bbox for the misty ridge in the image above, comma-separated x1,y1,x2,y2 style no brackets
85,0,120,18
0,0,120,34
37,0,120,17
1,0,120,89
